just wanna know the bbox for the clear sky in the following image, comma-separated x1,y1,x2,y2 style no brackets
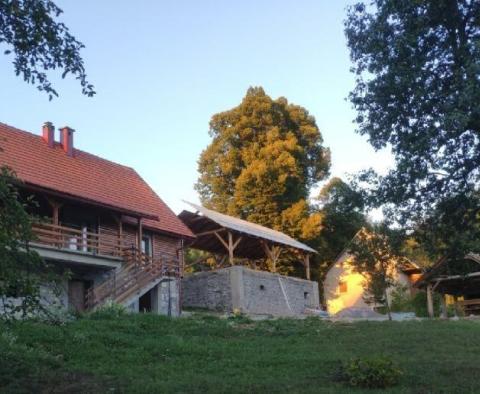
0,0,392,214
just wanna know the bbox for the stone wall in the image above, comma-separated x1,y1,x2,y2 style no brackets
182,266,319,316
181,269,232,311
0,279,68,317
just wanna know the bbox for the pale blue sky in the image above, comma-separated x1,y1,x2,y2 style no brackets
0,1,392,213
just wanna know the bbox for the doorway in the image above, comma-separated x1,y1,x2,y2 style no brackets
139,289,152,312
68,280,91,312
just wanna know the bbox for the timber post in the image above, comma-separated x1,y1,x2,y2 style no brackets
137,217,143,255
427,283,434,318
304,254,311,280
262,241,282,273
228,231,234,265
440,294,448,319
214,230,242,266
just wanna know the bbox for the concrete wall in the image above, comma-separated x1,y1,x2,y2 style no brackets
153,278,181,317
182,266,319,316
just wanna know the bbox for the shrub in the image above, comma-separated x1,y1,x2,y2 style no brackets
88,301,128,319
227,311,252,325
390,284,413,312
335,357,403,389
411,291,441,317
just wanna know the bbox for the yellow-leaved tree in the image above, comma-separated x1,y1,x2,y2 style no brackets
195,87,331,275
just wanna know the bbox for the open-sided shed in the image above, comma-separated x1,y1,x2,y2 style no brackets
178,202,316,279
415,253,480,316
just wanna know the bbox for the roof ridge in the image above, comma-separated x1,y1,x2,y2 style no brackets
0,122,136,172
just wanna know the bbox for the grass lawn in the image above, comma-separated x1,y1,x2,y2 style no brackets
1,313,480,393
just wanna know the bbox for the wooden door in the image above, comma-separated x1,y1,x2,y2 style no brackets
68,280,86,312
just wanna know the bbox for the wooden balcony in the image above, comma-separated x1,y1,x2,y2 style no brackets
31,221,123,258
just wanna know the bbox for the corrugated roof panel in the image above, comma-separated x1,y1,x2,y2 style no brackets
183,201,317,253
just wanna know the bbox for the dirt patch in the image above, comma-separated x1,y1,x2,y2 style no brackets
1,367,123,394
333,307,387,321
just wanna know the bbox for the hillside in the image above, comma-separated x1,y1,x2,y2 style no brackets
1,313,480,393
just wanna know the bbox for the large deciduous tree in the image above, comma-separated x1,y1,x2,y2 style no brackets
196,87,331,243
0,0,95,99
345,0,480,256
314,177,368,279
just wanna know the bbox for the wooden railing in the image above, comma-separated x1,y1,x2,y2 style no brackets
457,298,480,315
85,247,181,310
31,221,124,258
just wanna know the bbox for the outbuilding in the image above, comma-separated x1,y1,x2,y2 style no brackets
178,202,320,316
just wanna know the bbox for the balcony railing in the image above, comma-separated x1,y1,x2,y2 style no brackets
31,221,123,258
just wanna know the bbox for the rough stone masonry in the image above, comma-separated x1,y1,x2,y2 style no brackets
182,266,320,316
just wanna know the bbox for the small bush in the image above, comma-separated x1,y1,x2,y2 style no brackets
88,301,128,319
227,311,253,325
335,357,403,389
411,291,441,317
390,284,413,312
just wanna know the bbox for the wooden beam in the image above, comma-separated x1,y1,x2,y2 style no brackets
304,254,311,280
427,284,434,318
46,197,63,225
195,227,226,237
137,217,143,252
228,231,234,265
232,235,242,250
262,241,282,273
453,295,459,317
52,204,59,225
214,231,242,266
214,231,229,250
440,294,448,319
262,241,273,260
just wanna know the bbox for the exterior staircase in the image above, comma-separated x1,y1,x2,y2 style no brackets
85,247,180,310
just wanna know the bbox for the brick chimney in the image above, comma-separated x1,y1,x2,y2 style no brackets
42,122,55,148
59,126,75,157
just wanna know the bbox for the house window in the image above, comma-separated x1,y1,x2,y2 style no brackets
259,285,265,291
304,292,309,299
141,235,152,257
339,281,348,293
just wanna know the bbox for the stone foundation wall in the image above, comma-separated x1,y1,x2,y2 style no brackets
182,266,319,316
181,269,232,311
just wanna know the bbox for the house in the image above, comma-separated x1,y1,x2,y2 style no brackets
179,202,320,316
0,122,194,315
415,253,480,317
323,248,421,315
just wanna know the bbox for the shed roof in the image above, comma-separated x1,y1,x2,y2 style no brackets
178,201,316,259
415,253,480,294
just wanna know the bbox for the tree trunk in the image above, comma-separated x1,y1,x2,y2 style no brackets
427,284,434,318
384,288,392,321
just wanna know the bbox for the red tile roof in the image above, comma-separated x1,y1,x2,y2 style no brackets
0,122,194,239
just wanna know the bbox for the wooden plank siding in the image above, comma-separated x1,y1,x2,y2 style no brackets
152,233,180,259
122,224,139,250
97,213,122,256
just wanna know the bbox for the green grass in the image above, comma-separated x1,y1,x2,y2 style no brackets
1,314,480,393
